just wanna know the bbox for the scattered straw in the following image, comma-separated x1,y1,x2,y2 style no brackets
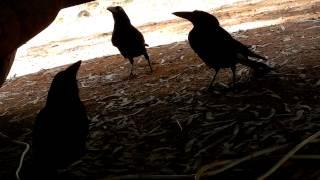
195,145,288,180
105,174,194,180
258,130,320,180
0,131,30,180
291,154,320,160
194,160,232,180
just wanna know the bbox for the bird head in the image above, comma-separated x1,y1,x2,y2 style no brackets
107,6,130,23
173,10,220,27
107,6,125,14
63,0,95,8
46,61,82,105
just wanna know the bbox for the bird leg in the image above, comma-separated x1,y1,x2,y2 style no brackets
231,66,236,87
130,64,134,77
128,58,134,77
208,69,219,89
144,52,153,73
0,50,17,87
147,59,153,73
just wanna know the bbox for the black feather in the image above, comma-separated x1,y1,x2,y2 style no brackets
173,10,272,88
32,61,89,178
108,6,152,76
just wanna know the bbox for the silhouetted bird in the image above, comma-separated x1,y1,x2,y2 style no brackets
32,61,89,178
173,10,272,88
108,6,152,77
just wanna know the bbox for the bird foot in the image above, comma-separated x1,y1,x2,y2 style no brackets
228,81,237,89
128,73,137,79
229,83,238,92
207,82,233,93
148,70,153,75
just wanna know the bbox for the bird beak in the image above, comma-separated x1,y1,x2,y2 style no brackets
172,11,194,21
65,61,82,78
107,7,117,13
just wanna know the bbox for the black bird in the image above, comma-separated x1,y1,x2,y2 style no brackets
32,61,89,178
173,10,272,88
108,6,152,77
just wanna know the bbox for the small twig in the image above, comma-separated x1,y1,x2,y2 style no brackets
303,19,320,23
0,131,12,141
175,120,183,131
309,138,320,143
305,25,320,30
0,131,30,180
105,174,194,180
15,141,30,180
195,160,232,180
291,154,320,160
258,130,320,180
195,145,288,180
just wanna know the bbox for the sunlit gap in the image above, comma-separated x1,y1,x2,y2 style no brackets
7,0,315,79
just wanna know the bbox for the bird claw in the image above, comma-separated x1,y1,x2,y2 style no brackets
207,84,221,92
207,84,214,91
207,82,235,93
229,83,238,92
128,73,137,79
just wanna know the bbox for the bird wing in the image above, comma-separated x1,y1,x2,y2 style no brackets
32,107,54,149
188,27,238,68
216,27,267,60
112,25,145,47
130,26,146,45
188,29,213,58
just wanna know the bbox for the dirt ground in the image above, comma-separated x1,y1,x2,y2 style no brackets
1,0,320,179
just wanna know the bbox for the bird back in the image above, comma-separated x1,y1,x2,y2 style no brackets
32,61,89,170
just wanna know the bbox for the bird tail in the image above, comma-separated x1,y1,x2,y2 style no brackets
247,49,267,61
237,54,273,73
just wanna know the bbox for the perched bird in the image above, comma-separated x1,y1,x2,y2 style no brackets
108,6,152,77
173,10,272,88
32,61,89,178
0,0,95,87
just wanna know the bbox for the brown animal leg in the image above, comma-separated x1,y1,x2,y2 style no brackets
0,49,17,87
